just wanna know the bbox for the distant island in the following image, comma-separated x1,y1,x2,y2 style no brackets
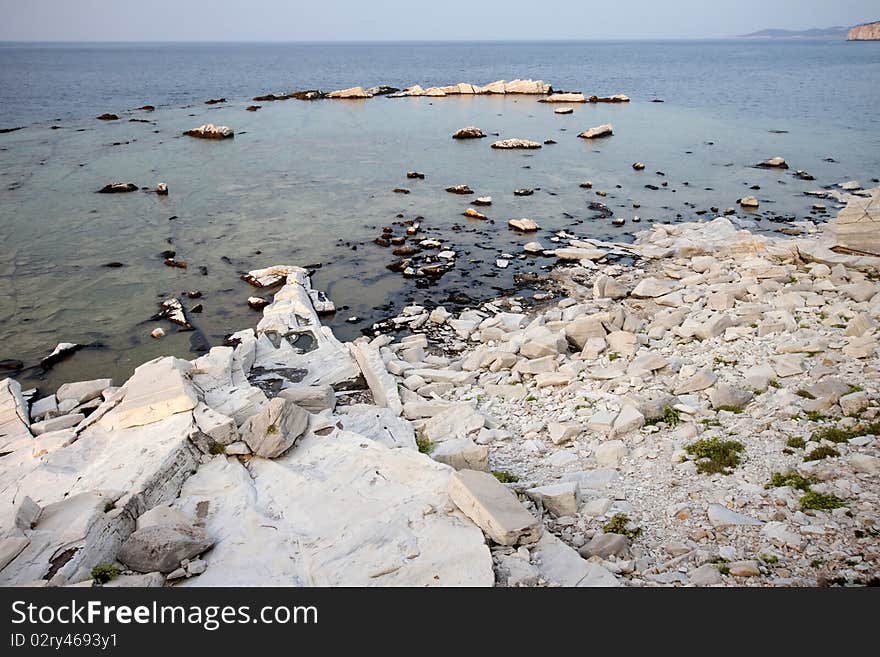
847,21,880,40
738,26,849,39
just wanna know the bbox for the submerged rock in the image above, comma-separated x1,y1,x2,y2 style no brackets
756,156,788,169
327,86,371,99
508,218,540,232
96,113,119,120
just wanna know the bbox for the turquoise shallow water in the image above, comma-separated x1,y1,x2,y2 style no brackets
0,40,878,391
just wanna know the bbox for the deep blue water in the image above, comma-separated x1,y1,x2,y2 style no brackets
1,40,879,128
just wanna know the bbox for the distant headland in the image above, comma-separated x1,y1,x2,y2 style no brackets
738,21,880,41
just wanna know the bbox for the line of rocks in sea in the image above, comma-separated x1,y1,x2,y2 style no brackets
1,186,878,587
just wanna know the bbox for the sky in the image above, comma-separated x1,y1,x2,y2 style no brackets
0,0,876,41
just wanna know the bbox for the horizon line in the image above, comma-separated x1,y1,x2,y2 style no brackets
0,35,853,45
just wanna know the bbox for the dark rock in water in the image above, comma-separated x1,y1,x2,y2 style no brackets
794,170,815,181
152,298,193,330
392,245,420,256
190,303,204,313
651,99,664,103
644,184,660,191
198,266,208,276
103,261,126,268
289,90,324,100
446,185,474,194
756,157,788,169
186,291,202,299
366,85,400,96
96,113,119,121
137,105,156,111
183,124,233,139
389,236,405,245
160,250,176,259
246,105,261,112
0,359,23,371
514,188,534,196
386,259,409,273
0,126,24,134
40,343,83,369
374,237,390,247
588,201,613,217
204,98,226,105
253,93,286,101
98,182,138,193
164,258,187,269
406,171,425,179
543,139,557,145
129,118,151,123
393,188,410,194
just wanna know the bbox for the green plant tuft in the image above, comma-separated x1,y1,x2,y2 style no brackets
800,491,846,511
804,446,840,461
208,442,226,455
645,406,682,427
91,564,119,585
795,390,816,399
786,436,806,449
767,471,815,491
416,435,435,454
492,470,519,484
103,501,116,513
602,513,641,540
685,437,744,474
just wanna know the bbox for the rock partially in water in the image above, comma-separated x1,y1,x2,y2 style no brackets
508,218,540,232
492,139,542,150
245,105,261,112
40,342,81,369
96,113,119,120
98,182,138,194
327,86,371,99
589,94,630,103
204,98,226,105
152,298,193,330
446,184,474,194
452,126,486,140
155,182,168,195
757,156,788,169
578,124,614,139
739,195,759,208
540,93,586,103
183,124,234,139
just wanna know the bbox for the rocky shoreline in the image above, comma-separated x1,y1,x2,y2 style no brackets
2,198,879,587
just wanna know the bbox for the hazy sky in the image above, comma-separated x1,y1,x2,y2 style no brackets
0,0,876,41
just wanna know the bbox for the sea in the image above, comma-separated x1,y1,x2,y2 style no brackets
1,39,878,391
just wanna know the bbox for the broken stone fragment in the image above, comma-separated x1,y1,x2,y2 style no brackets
448,469,543,546
239,397,308,458
117,523,214,574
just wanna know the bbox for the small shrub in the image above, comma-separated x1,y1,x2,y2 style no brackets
767,471,815,491
800,491,846,511
492,470,519,484
813,421,880,444
266,424,278,434
768,379,782,389
786,436,806,449
805,411,827,422
208,442,226,455
645,406,682,427
685,437,744,474
847,385,864,394
91,564,119,585
804,446,840,461
602,513,641,539
795,390,816,400
760,554,779,565
416,435,435,454
103,501,116,513
525,395,537,402
608,352,620,361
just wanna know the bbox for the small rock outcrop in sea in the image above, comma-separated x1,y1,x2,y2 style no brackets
327,86,371,99
183,124,234,139
204,98,226,105
847,21,880,40
453,126,486,140
98,182,138,194
96,113,119,121
590,94,630,103
757,156,789,169
540,93,587,103
578,124,614,139
491,139,542,150
554,107,574,114
508,218,540,232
